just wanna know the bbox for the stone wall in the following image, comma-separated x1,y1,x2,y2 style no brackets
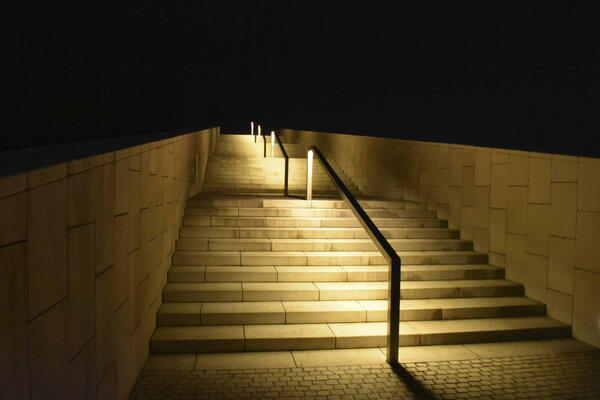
281,129,600,349
0,127,219,399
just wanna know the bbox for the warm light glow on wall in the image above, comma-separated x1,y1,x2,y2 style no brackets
307,149,313,201
250,121,254,136
271,131,275,158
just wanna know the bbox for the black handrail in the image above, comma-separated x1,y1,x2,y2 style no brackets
274,133,289,196
308,146,401,365
263,130,289,196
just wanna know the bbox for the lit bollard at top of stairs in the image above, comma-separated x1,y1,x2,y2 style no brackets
306,149,313,201
271,131,275,158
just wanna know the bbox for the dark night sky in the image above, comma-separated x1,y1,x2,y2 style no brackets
2,1,599,157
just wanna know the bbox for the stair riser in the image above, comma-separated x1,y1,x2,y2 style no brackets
179,227,459,240
163,286,523,302
182,217,446,228
187,199,415,210
184,208,434,219
171,252,488,266
157,304,546,326
175,239,472,252
166,267,504,283
150,325,570,353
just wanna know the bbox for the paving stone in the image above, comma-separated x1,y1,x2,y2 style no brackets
129,346,600,400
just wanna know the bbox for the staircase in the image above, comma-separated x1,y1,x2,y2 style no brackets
150,134,570,353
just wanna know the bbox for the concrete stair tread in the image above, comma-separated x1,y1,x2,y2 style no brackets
359,296,542,310
401,279,519,288
157,297,546,326
155,149,561,354
180,226,459,240
150,316,569,352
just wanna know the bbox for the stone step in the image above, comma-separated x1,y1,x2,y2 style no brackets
179,226,459,240
182,216,446,228
156,297,546,326
162,279,522,302
150,316,570,352
175,238,472,252
187,197,425,210
184,207,435,219
167,264,504,283
171,250,487,266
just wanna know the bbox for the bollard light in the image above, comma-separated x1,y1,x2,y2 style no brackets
271,131,275,158
250,121,254,136
258,125,261,137
306,149,313,201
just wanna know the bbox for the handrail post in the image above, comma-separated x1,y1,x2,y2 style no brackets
284,157,289,196
306,149,313,201
387,257,401,365
307,145,402,367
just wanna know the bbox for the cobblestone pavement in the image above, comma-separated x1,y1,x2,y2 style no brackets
130,350,600,399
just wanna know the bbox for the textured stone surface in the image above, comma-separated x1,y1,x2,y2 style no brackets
67,224,95,358
0,243,29,400
93,164,115,273
573,269,600,348
547,289,573,325
68,337,97,400
548,237,575,295
578,162,600,212
506,186,527,234
528,157,551,204
29,299,69,400
508,154,529,186
526,204,551,256
490,164,508,208
575,211,600,273
96,267,116,381
0,191,26,246
130,350,600,400
28,178,68,319
0,172,26,198
68,169,94,227
550,182,577,238
28,163,67,188
488,209,506,255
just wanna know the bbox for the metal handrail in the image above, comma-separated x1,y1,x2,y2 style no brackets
263,130,289,196
274,133,289,196
307,146,401,365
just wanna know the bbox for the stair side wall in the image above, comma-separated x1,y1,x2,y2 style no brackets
0,127,219,399
280,128,600,349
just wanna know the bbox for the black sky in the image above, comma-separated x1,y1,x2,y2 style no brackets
2,1,599,156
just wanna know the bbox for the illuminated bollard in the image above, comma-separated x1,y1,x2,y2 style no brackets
271,131,275,158
306,149,313,201
250,121,254,136
258,125,261,138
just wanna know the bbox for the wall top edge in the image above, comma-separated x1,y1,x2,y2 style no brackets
280,128,598,163
0,126,220,179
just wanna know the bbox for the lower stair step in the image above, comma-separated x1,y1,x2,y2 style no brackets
166,264,504,283
157,297,545,326
162,280,523,302
150,316,570,352
171,250,488,266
